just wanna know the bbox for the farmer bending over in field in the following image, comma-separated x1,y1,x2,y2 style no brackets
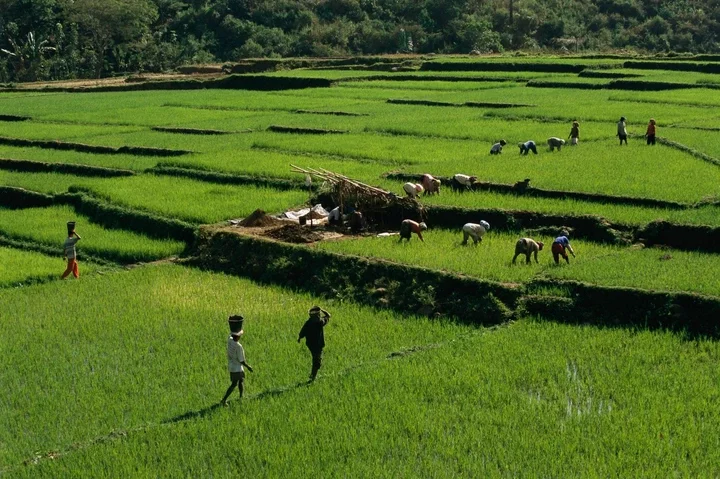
421,174,441,195
512,238,544,264
551,234,576,265
298,306,331,382
617,117,628,145
490,139,507,155
645,118,656,145
399,219,427,242
569,121,580,146
221,327,254,406
547,137,565,151
61,224,81,279
518,141,538,155
461,221,490,245
452,173,477,191
403,182,424,198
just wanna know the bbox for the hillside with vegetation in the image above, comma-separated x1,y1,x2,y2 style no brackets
1,0,720,82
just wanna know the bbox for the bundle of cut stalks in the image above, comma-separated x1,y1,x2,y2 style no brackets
291,165,424,216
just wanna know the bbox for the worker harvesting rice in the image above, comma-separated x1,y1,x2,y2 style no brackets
547,137,565,151
421,174,441,195
551,234,576,264
461,221,490,245
518,140,538,155
399,219,427,242
490,139,507,155
452,173,477,191
403,182,424,198
512,238,544,264
298,306,331,382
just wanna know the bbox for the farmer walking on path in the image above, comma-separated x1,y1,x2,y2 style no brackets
221,323,254,406
298,306,331,382
569,120,580,146
61,222,81,279
551,234,576,265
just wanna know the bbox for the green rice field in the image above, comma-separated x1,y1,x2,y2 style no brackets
1,56,720,476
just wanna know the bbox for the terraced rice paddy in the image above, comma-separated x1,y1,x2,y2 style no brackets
1,55,720,475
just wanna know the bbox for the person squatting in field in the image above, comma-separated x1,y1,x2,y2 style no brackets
490,139,507,155
518,140,538,155
452,173,477,191
569,120,580,146
646,118,656,145
399,219,427,242
512,238,544,264
551,234,576,265
421,174,441,195
461,221,490,245
547,137,565,151
402,182,424,198
61,225,81,279
221,326,254,406
298,306,331,382
617,117,628,145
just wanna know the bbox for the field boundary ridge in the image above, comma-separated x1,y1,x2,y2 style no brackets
148,165,309,191
0,136,191,157
0,158,135,177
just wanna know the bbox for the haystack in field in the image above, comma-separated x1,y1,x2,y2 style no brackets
291,165,425,226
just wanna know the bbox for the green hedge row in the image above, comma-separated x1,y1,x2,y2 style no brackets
267,125,348,134
191,228,720,337
624,60,720,73
58,192,196,243
149,165,307,191
526,80,605,90
0,136,190,157
656,137,720,167
341,74,526,83
0,186,54,209
524,280,720,338
0,114,30,122
578,70,643,78
191,228,519,325
384,172,688,210
420,62,588,73
0,158,135,177
151,126,231,136
294,109,367,117
637,220,720,253
387,99,533,108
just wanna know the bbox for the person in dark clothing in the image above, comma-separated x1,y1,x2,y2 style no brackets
298,306,331,381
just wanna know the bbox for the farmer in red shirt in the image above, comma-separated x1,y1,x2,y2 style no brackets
399,219,427,242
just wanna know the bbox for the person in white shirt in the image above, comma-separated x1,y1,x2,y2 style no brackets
461,221,490,245
402,182,424,198
221,328,254,406
452,174,477,191
617,116,628,145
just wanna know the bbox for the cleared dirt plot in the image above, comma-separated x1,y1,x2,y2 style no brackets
0,205,184,262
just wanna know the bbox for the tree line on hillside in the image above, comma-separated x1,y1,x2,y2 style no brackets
1,0,719,82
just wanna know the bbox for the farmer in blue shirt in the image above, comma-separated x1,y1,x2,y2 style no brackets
551,235,576,264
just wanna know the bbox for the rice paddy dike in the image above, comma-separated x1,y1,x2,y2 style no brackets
2,55,720,476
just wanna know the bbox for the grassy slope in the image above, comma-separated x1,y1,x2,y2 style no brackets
2,266,718,476
313,230,720,297
0,246,104,286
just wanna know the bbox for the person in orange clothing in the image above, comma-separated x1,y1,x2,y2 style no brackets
61,226,82,279
399,219,427,242
645,118,656,145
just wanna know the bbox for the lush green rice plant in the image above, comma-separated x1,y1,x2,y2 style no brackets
0,205,184,262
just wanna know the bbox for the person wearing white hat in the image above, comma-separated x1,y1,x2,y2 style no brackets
402,182,424,198
298,306,331,381
221,321,254,406
461,221,490,245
